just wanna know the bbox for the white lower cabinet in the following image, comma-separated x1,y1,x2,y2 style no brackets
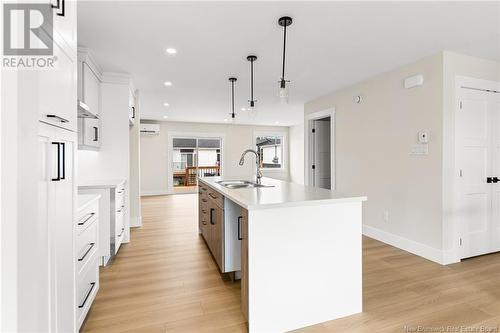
38,122,77,332
76,195,101,330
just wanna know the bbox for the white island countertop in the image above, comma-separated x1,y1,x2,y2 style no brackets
199,176,366,210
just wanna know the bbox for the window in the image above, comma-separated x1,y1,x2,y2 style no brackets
255,134,285,169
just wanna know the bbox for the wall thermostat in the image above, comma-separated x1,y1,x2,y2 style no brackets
418,131,428,143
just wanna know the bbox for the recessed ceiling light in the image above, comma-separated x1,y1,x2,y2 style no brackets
163,103,169,107
164,81,172,86
166,48,177,54
275,121,280,124
163,115,169,119
224,119,228,122
241,108,246,111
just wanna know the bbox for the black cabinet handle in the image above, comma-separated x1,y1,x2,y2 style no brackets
117,228,125,238
132,107,135,119
93,127,98,142
78,212,95,226
237,216,243,240
209,193,217,199
46,114,69,123
78,243,95,262
51,142,61,181
78,282,96,308
51,0,65,16
210,208,215,225
60,142,65,180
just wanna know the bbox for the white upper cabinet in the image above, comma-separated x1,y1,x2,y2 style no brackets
82,63,100,117
39,40,77,132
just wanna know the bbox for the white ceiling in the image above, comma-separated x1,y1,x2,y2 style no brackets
78,1,500,126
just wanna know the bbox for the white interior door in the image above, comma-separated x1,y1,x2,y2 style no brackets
312,118,331,189
457,88,500,258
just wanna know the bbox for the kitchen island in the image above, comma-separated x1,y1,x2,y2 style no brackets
198,176,367,332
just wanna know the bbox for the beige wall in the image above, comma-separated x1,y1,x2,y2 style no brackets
140,121,289,195
305,53,445,252
305,51,500,263
289,124,305,184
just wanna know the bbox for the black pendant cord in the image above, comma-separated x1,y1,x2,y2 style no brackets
247,55,257,108
281,23,287,83
229,77,237,119
231,80,235,118
250,59,254,104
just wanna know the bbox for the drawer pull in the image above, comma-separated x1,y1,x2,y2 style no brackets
78,213,95,226
201,198,207,203
78,243,95,262
78,282,96,308
117,190,124,194
117,228,125,238
208,193,217,199
116,206,125,213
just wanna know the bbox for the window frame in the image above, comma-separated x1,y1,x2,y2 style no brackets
253,130,287,172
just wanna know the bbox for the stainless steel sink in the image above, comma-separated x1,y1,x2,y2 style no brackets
216,180,273,189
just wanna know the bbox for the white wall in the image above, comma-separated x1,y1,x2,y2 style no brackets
289,124,305,184
129,91,141,227
306,53,445,260
140,121,289,195
305,51,500,264
77,76,131,238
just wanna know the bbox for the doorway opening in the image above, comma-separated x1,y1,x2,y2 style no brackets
170,136,222,194
305,108,335,190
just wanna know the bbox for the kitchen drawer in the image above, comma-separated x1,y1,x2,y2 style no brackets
76,201,99,235
76,219,98,276
207,189,224,209
76,256,99,329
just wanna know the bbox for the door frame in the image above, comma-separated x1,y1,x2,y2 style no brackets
453,76,500,261
167,131,225,194
304,108,335,189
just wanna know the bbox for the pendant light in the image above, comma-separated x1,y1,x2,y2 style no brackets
228,77,237,122
278,16,292,103
247,55,257,115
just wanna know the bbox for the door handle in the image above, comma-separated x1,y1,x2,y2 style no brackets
237,216,243,240
78,282,96,308
132,107,136,119
210,208,215,225
60,142,65,180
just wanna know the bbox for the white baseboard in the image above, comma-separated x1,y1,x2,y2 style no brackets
130,216,142,228
362,224,447,265
141,190,171,196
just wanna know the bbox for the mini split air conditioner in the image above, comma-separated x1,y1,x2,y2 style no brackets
140,123,160,135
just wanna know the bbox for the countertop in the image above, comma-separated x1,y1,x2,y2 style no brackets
78,179,126,189
199,177,367,210
78,194,101,211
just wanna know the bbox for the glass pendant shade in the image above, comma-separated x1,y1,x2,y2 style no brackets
279,80,289,103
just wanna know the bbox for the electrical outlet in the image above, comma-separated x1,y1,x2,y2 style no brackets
383,210,389,223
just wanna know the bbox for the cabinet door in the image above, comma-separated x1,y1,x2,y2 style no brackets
52,138,76,332
82,63,100,117
241,208,248,320
212,207,224,271
52,0,77,50
39,40,77,132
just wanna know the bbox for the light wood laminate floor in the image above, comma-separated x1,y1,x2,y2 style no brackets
82,194,500,333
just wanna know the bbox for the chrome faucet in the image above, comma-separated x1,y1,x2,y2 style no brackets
239,149,262,185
